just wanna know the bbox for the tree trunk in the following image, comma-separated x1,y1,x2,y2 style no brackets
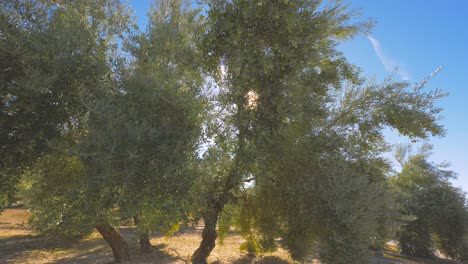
192,205,223,264
133,215,153,253
138,232,152,253
94,223,131,263
192,127,246,263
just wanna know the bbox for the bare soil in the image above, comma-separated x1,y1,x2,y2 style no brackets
0,209,462,264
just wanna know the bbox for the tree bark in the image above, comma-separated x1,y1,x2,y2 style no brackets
94,223,131,263
191,207,222,264
133,215,153,253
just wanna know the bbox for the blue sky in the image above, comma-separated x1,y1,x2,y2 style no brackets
338,0,468,192
128,0,468,192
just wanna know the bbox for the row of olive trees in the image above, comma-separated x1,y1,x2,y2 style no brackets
1,0,466,263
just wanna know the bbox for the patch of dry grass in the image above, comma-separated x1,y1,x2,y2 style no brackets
149,229,293,264
0,208,32,238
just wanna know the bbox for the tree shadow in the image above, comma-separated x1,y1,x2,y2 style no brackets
51,246,179,264
52,247,112,264
232,255,291,264
148,243,183,263
0,234,82,263
0,233,181,263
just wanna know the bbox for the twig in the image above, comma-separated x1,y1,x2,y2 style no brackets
169,248,189,263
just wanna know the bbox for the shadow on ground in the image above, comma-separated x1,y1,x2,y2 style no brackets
0,209,464,264
0,234,115,263
230,255,290,264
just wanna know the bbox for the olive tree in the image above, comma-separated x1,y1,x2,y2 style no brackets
193,0,447,263
192,0,370,262
11,0,205,262
75,0,205,257
0,0,131,208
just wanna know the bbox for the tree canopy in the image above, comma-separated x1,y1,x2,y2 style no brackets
1,1,466,263
0,0,131,207
391,144,467,260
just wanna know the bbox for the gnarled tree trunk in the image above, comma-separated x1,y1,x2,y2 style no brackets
94,223,131,263
191,207,223,264
133,215,153,253
192,98,247,263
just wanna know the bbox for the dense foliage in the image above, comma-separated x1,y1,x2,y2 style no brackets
77,0,204,234
194,0,451,263
0,0,131,208
391,145,467,260
1,0,466,263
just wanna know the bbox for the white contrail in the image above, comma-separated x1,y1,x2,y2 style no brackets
367,35,411,81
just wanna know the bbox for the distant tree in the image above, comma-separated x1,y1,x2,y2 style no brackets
391,144,467,261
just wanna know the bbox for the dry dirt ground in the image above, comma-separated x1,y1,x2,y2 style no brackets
0,209,463,264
